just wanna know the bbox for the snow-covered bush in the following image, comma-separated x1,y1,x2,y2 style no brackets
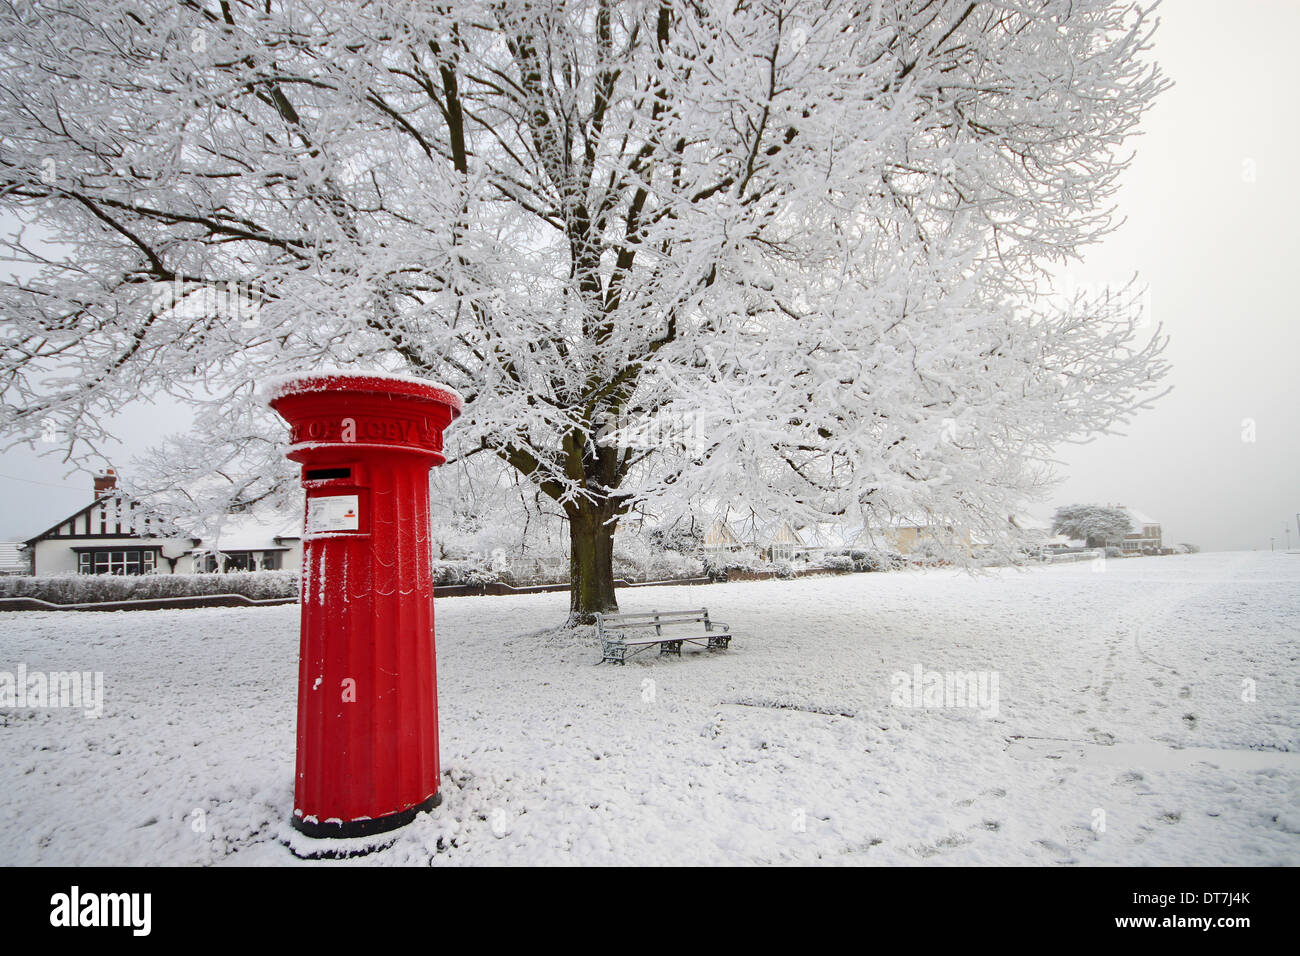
433,559,500,588
823,547,891,572
0,571,299,604
630,549,704,582
702,548,770,581
820,555,855,573
860,550,906,572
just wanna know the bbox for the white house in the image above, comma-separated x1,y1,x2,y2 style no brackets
1115,505,1162,554
22,470,302,576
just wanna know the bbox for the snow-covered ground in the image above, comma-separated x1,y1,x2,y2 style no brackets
1,550,1296,866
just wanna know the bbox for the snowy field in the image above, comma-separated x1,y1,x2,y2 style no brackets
1,550,1296,866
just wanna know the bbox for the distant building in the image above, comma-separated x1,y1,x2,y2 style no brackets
1041,534,1078,552
761,520,804,563
881,520,972,556
21,470,302,576
702,519,743,554
695,508,973,561
1003,514,1079,553
0,541,30,575
1113,505,1162,554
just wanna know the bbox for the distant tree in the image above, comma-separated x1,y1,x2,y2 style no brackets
1178,543,1200,554
1052,504,1133,548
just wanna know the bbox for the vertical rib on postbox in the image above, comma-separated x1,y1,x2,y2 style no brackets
268,372,461,840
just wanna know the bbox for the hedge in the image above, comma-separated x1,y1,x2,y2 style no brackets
0,571,300,605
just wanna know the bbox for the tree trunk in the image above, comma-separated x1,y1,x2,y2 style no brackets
567,504,619,625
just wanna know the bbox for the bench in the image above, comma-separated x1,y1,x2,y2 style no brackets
595,608,733,664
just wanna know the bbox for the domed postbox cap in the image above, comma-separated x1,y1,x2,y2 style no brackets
267,370,463,461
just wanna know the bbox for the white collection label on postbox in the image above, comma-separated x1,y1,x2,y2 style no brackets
306,494,360,535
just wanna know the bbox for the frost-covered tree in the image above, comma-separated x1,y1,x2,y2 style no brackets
0,0,1169,622
1052,504,1133,548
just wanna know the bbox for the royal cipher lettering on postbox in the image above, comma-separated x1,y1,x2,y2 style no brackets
294,415,439,447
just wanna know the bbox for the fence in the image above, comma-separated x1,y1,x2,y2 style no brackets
1042,549,1106,564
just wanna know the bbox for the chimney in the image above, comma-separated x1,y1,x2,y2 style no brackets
93,468,117,498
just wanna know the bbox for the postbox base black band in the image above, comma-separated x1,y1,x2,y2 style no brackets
290,791,442,842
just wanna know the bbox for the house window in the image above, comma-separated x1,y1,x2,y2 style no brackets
78,549,155,575
224,552,256,572
200,551,274,572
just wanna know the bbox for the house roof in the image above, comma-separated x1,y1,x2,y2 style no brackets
186,509,302,552
24,495,107,545
1106,503,1158,527
767,520,804,546
23,494,190,546
22,490,301,553
1009,512,1054,532
703,520,742,548
799,523,868,549
1127,509,1159,527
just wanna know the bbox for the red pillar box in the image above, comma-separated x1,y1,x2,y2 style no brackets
268,371,462,840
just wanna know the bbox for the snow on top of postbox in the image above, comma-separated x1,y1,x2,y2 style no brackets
264,369,463,411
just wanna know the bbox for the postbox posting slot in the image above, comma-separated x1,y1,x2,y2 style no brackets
305,466,351,481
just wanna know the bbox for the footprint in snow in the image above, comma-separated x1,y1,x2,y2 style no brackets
1032,838,1078,864
914,834,969,858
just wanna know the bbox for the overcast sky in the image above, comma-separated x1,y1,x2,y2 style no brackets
1,0,1296,551
1047,0,1299,552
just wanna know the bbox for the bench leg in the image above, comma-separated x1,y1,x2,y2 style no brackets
660,640,683,658
602,642,628,665
707,635,731,651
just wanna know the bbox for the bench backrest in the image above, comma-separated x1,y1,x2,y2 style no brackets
595,609,711,634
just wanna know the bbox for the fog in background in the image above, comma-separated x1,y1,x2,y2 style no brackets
1,0,1296,551
1048,0,1299,552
